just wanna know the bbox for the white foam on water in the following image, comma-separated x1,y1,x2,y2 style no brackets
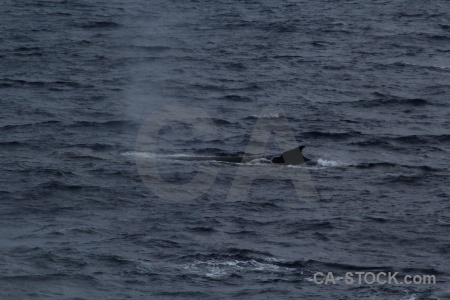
316,158,352,167
121,151,157,159
121,151,202,159
135,260,155,273
246,158,272,165
285,158,354,170
246,112,282,119
204,267,228,278
183,258,291,278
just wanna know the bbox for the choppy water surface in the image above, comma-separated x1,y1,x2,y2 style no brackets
1,0,450,299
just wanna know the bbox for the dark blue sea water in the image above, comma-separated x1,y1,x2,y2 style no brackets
1,0,450,299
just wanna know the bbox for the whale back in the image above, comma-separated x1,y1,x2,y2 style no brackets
271,146,309,164
168,146,309,164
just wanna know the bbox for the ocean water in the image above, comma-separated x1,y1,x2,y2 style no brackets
1,0,450,299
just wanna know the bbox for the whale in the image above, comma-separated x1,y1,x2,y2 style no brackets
169,146,310,165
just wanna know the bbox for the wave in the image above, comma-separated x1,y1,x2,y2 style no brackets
12,46,43,56
70,120,134,129
122,151,194,159
351,134,450,148
0,121,60,130
38,180,85,191
376,61,450,72
302,130,362,140
184,257,289,278
125,45,172,53
221,94,253,102
379,174,435,186
0,141,27,147
354,93,430,107
53,151,108,160
72,143,114,151
243,112,283,120
394,134,450,144
177,249,297,279
0,78,94,89
80,21,121,29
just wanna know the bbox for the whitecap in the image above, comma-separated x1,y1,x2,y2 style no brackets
316,158,352,167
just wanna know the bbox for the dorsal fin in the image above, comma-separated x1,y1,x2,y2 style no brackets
282,146,306,164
